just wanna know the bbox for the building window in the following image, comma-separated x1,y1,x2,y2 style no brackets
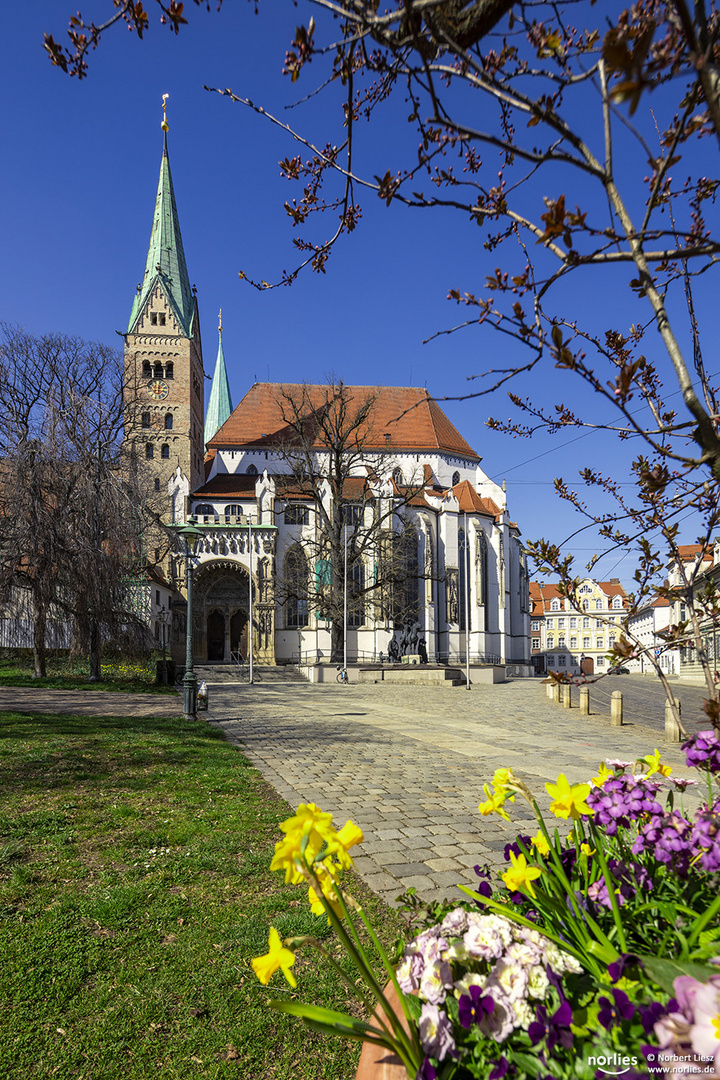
558,637,566,649
532,638,540,650
596,619,603,627
164,413,173,430
547,655,555,667
452,470,461,486
595,599,603,610
165,362,173,379
583,617,590,628
141,412,151,428
348,556,365,628
154,478,161,491
547,636,554,648
342,503,363,527
551,599,559,611
285,545,309,628
225,504,242,523
569,617,577,629
145,444,154,459
546,618,554,629
613,597,623,609
284,504,310,526
161,444,170,459
570,636,577,648
609,634,616,647
531,620,539,632
195,503,215,522
392,467,403,486
583,636,591,648
596,638,604,648
597,656,606,666
142,361,152,378
557,618,565,629
246,464,258,476
583,599,589,610
558,655,566,666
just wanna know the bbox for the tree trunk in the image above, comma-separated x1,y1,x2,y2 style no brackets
32,590,47,679
88,619,102,681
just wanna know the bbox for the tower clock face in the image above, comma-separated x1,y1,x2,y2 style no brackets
148,379,169,401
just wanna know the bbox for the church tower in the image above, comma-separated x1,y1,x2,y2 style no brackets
124,101,205,509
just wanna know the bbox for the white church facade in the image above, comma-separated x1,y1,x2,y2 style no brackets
124,125,531,673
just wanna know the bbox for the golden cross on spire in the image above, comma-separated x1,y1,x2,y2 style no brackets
218,308,223,335
161,93,169,132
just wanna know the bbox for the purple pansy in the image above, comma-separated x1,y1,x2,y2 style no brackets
458,984,495,1029
598,988,635,1030
682,729,720,773
528,999,573,1051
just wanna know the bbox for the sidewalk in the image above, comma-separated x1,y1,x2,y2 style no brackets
201,675,702,906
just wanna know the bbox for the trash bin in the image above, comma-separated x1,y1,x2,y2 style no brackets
197,679,208,711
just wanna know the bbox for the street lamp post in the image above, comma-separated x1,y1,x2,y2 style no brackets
177,521,203,720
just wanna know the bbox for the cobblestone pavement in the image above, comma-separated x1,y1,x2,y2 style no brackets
576,674,710,737
201,672,703,907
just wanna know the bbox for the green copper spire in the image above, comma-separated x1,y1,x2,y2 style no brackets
205,310,233,445
128,112,196,337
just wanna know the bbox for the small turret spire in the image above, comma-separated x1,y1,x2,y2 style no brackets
161,93,169,132
205,315,234,446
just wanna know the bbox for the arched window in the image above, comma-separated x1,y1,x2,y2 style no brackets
551,599,560,611
392,467,403,486
153,363,163,378
225,504,242,523
458,527,470,631
154,478,161,492
393,523,419,627
582,599,589,611
452,470,461,486
613,596,623,609
141,412,151,428
195,503,215,522
595,599,603,610
145,444,154,459
161,444,170,459
348,556,365,628
285,545,309,628
142,361,151,378
164,413,173,430
246,464,258,476
165,362,174,380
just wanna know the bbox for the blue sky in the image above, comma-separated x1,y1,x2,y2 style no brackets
3,2,714,588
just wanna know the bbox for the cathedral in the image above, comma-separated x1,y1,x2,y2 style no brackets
123,126,531,672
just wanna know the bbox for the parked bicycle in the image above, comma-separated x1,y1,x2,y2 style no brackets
336,666,349,684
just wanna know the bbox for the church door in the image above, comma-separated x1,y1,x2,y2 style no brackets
207,610,225,661
230,610,248,662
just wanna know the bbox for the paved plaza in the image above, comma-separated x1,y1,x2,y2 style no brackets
201,672,705,906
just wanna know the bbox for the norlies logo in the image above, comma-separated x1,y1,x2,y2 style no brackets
588,1054,638,1076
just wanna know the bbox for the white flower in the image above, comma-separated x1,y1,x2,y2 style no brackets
494,959,529,1003
506,941,542,967
527,964,551,999
453,972,487,999
511,997,535,1030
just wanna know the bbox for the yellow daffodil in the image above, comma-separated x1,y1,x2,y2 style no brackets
270,805,363,884
492,767,515,788
308,865,344,918
545,774,594,820
591,762,615,788
530,830,550,857
478,782,514,821
642,750,672,778
252,927,297,988
502,851,543,898
580,842,595,857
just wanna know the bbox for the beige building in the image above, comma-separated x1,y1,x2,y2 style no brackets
529,578,628,676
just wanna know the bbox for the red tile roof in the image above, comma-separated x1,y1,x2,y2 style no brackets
447,480,502,517
207,384,480,460
194,473,258,498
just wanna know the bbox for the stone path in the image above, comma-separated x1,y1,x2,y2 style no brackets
200,672,703,906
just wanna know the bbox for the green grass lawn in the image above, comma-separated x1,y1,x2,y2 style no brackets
0,709,407,1080
0,654,176,693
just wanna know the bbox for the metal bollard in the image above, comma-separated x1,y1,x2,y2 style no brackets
610,690,624,726
580,686,590,715
664,698,681,742
562,683,572,708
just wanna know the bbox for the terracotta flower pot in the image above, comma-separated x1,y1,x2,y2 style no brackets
355,983,413,1080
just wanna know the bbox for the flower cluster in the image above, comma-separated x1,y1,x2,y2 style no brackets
269,802,363,915
586,773,664,835
651,971,720,1078
683,730,720,774
396,912,582,1063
